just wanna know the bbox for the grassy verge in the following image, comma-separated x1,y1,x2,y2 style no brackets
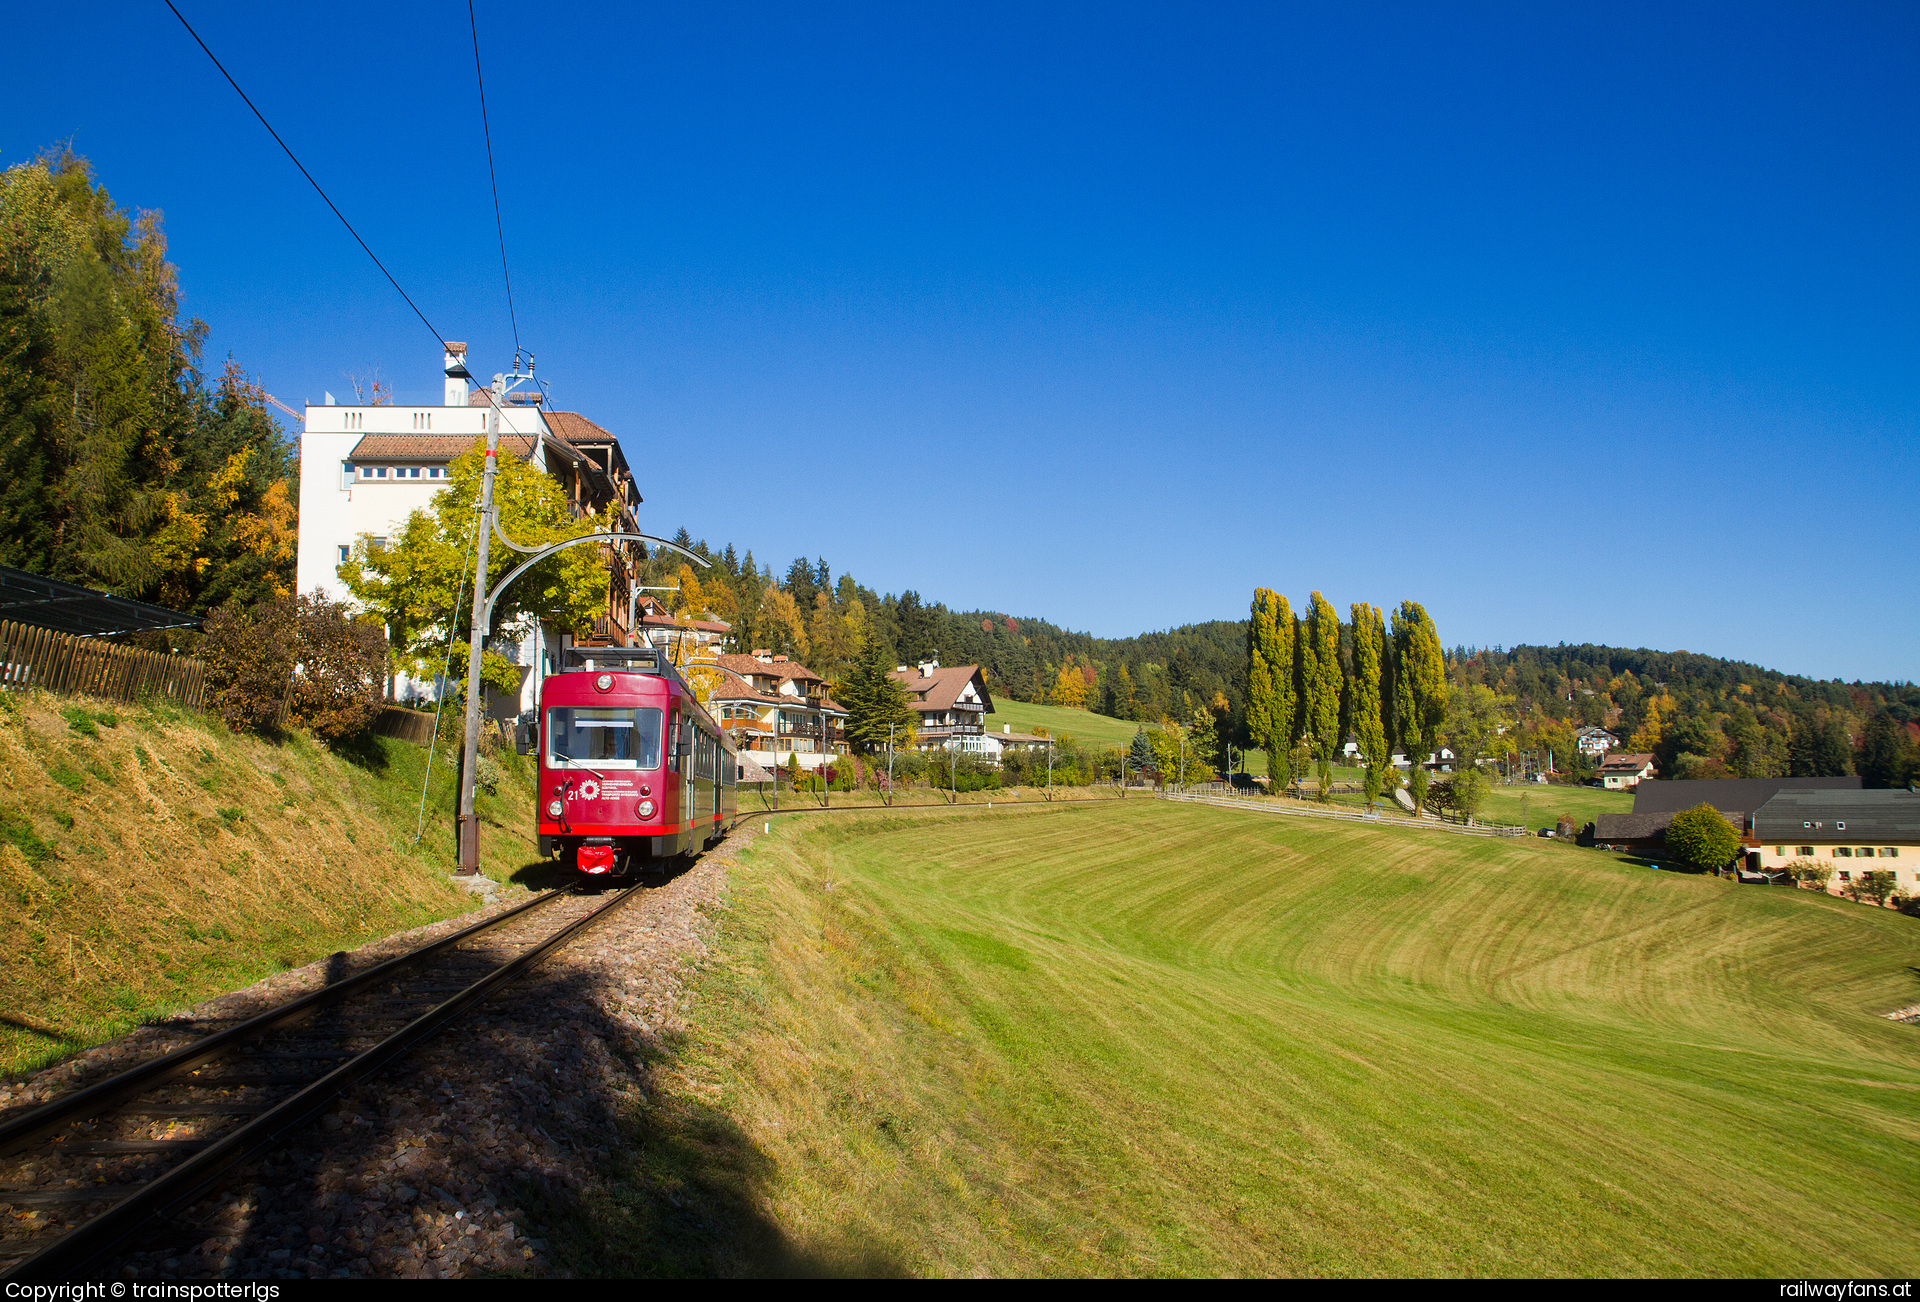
980,700,1152,752
625,800,1919,1276
0,690,542,1077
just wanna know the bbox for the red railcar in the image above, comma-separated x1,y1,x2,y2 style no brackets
517,645,738,877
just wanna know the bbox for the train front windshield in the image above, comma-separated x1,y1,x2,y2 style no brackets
546,707,664,769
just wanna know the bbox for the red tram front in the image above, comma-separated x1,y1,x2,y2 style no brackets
518,645,737,877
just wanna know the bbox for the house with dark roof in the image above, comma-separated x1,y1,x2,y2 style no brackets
888,660,995,756
1584,775,1866,855
1744,787,1920,901
704,652,847,772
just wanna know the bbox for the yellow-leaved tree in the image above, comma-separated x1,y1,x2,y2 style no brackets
1049,661,1089,708
339,443,608,701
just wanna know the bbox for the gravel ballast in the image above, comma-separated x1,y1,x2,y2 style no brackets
2,830,748,1280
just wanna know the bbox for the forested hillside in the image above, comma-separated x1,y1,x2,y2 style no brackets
642,531,1920,785
0,150,294,624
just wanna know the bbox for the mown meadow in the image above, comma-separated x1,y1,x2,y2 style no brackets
629,800,1918,1276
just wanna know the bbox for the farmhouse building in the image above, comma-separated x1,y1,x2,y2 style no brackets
1598,752,1657,789
705,652,847,773
1584,775,1864,855
889,661,996,756
295,344,646,711
1745,788,1920,899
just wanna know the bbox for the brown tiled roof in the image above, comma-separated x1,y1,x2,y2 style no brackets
543,410,617,445
887,664,992,713
1599,752,1655,771
348,433,535,460
639,613,732,633
703,663,844,714
713,652,824,686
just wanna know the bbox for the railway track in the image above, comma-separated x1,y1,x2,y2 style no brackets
0,879,648,1281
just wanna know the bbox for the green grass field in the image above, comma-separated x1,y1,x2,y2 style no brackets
1475,780,1633,831
610,800,1919,1277
980,699,1151,752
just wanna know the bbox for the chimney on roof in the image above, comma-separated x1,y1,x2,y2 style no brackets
751,649,771,659
772,654,788,663
1004,724,1011,734
896,665,908,674
918,660,939,677
443,342,471,407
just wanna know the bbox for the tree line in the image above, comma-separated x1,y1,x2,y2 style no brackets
0,150,295,623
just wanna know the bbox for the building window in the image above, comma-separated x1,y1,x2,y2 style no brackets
1834,847,1852,857
428,467,443,479
337,544,350,566
1797,846,1815,856
1774,846,1784,857
340,460,355,488
1838,871,1851,881
1857,848,1875,858
369,537,388,553
1879,848,1900,858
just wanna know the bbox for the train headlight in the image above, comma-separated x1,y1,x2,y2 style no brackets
638,799,655,818
546,799,564,818
594,673,613,691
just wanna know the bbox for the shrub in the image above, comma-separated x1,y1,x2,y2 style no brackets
1664,803,1743,872
289,593,386,744
202,590,385,744
1851,869,1897,907
202,596,297,733
1785,859,1832,891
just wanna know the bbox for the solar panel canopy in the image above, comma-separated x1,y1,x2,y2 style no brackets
0,565,202,638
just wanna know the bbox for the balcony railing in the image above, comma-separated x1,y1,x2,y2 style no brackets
919,723,982,736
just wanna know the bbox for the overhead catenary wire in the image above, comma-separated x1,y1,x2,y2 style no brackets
164,0,537,457
162,0,451,348
468,0,522,358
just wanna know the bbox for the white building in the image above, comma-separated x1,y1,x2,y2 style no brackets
294,343,645,714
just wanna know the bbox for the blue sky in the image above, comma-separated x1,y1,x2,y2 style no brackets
6,2,1915,681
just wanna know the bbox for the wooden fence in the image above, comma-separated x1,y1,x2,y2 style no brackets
374,705,442,746
0,619,206,711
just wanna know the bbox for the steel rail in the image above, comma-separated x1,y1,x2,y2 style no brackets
4,881,647,1282
0,886,572,1160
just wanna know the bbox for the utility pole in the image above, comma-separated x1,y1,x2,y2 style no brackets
456,373,504,875
887,722,896,807
1046,738,1053,802
950,742,957,805
1179,735,1186,789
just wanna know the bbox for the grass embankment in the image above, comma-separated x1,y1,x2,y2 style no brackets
625,801,1918,1276
980,700,1151,751
0,691,541,1077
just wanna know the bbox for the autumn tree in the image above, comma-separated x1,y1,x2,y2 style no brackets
1301,592,1342,800
1391,600,1447,812
1348,601,1390,804
0,150,296,618
1049,661,1089,708
1246,588,1297,790
339,442,605,698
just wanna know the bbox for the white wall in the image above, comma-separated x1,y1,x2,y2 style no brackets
295,399,553,603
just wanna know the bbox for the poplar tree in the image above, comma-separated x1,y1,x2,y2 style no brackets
1391,600,1447,812
1245,588,1296,788
1303,591,1342,799
1349,602,1389,805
